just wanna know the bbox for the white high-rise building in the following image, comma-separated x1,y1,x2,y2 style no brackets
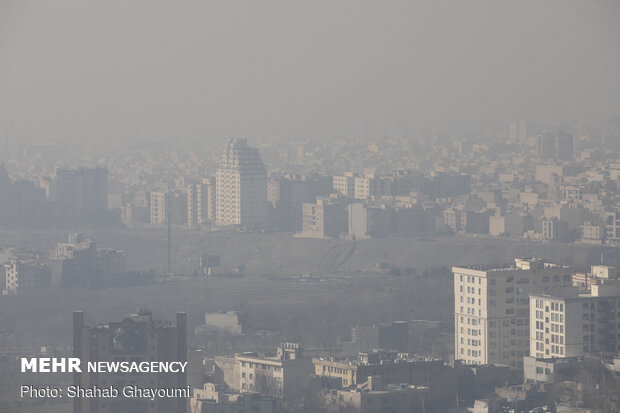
453,258,573,369
216,139,267,228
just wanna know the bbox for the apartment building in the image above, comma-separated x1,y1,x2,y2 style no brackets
187,177,215,228
150,191,166,225
354,175,380,199
298,196,347,239
190,383,274,413
2,259,51,295
235,343,312,401
529,282,620,359
313,351,455,407
215,139,267,228
453,258,573,369
73,310,187,413
333,173,355,198
53,166,108,218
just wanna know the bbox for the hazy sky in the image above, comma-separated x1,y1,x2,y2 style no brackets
1,0,619,144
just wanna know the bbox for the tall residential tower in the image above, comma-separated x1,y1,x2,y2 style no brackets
216,139,267,228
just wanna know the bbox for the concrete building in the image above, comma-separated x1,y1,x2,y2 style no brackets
188,178,216,228
216,139,267,228
313,352,455,407
333,173,355,198
204,311,245,335
267,175,316,231
329,382,429,413
234,343,312,402
150,190,187,225
424,173,471,200
348,204,435,239
2,259,51,295
298,196,347,239
453,258,573,369
535,165,564,186
354,175,380,199
343,321,409,354
190,383,274,413
537,131,573,161
48,234,98,287
96,248,126,277
523,356,597,384
580,221,604,244
603,208,620,245
443,209,462,232
150,191,167,225
529,283,620,359
73,309,187,413
53,166,108,218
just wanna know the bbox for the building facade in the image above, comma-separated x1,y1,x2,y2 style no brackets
453,258,573,369
215,139,267,228
73,310,187,413
529,282,620,359
188,178,215,228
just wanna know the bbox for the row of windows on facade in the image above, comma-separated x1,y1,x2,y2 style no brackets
241,362,282,372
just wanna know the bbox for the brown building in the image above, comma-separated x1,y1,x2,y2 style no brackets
73,309,187,413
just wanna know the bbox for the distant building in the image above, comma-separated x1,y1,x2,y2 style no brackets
298,196,347,239
314,351,455,408
216,139,267,228
53,166,108,219
234,343,312,402
523,356,596,384
204,311,245,335
73,309,187,413
150,191,167,225
580,221,604,244
329,382,429,413
188,178,215,228
343,321,409,354
333,173,355,198
537,131,573,161
453,258,573,369
424,173,470,200
48,234,98,287
96,248,126,276
535,165,564,186
47,234,126,287
2,260,51,295
354,175,380,199
348,204,435,239
603,208,620,245
150,190,187,225
190,383,274,413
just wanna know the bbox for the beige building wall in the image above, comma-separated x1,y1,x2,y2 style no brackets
530,284,620,359
150,191,166,225
453,259,573,369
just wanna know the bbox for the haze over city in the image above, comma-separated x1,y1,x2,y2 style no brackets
1,1,620,413
1,0,620,145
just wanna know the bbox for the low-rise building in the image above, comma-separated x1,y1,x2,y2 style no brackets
190,383,274,413
235,343,313,402
328,381,429,413
313,351,456,406
2,259,51,295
